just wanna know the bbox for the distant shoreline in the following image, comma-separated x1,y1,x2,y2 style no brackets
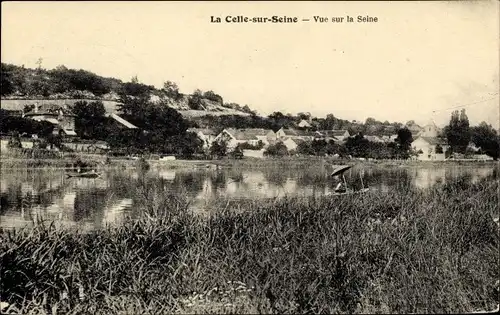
1,156,498,170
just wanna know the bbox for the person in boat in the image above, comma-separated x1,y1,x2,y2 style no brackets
334,177,347,193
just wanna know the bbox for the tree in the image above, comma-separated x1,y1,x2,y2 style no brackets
203,90,223,104
162,81,182,101
326,140,349,157
296,141,315,156
311,139,328,156
188,93,204,110
0,109,54,137
46,134,63,150
395,127,413,151
1,63,15,95
71,101,108,139
120,81,153,99
435,144,444,154
229,146,244,159
163,133,204,158
297,112,311,121
210,140,227,159
7,131,22,148
345,134,370,158
445,109,471,154
365,117,380,125
392,127,414,159
264,142,289,157
471,122,500,160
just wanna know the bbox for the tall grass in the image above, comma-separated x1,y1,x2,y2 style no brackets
1,177,498,314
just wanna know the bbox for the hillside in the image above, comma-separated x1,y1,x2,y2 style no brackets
0,63,253,118
1,63,413,135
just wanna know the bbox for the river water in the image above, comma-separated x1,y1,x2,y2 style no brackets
1,163,498,230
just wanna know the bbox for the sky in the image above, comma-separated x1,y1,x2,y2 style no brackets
2,1,499,128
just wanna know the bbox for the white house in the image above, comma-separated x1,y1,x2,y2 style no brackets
365,135,384,143
297,119,312,129
214,128,276,149
418,120,441,138
276,128,316,141
412,136,449,161
281,137,306,152
23,103,77,136
330,130,350,142
381,134,398,143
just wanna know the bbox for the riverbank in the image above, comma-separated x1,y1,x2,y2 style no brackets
1,155,498,170
1,177,498,314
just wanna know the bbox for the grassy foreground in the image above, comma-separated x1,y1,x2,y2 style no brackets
1,178,499,314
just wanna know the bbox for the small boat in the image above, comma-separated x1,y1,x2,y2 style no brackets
330,164,369,196
66,170,101,178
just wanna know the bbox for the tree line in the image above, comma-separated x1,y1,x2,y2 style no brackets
1,63,498,160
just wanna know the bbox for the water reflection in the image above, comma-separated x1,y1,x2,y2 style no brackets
0,164,498,230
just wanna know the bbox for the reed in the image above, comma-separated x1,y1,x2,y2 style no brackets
1,178,498,314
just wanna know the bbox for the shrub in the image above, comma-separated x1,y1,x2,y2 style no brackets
264,142,289,157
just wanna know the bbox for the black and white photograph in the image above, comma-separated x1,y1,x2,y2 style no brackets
1,1,499,314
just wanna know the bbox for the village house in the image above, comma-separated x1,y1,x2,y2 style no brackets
23,103,77,136
312,130,338,142
104,113,138,130
412,136,449,161
327,130,350,142
281,137,306,152
62,140,110,153
276,128,317,141
187,128,218,149
364,135,384,143
405,121,423,138
418,120,441,138
381,134,398,143
214,128,276,149
297,119,312,129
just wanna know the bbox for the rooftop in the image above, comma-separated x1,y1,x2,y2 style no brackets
23,103,75,117
279,128,317,137
187,128,219,136
416,136,448,146
320,130,349,137
225,128,274,140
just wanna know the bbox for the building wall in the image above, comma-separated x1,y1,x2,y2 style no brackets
243,149,265,159
412,138,449,161
0,139,9,152
420,124,439,138
412,138,433,161
265,131,277,142
197,133,216,149
276,128,286,139
283,139,298,151
59,116,75,131
28,114,76,132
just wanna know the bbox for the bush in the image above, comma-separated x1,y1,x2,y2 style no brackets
210,141,227,159
7,132,22,148
203,90,223,104
188,94,203,110
264,142,289,157
229,146,244,159
237,140,264,150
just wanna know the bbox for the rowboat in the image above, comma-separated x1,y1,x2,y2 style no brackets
330,165,369,196
66,170,101,178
